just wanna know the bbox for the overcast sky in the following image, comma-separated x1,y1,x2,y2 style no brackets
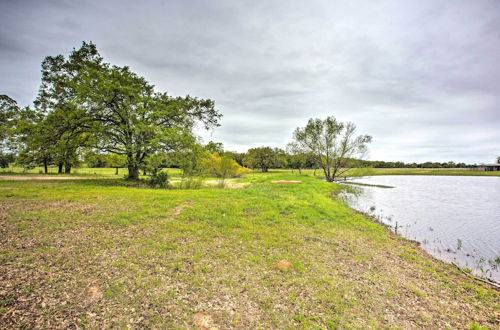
1,0,499,163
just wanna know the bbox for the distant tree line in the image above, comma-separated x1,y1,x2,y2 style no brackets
354,160,478,169
219,148,478,172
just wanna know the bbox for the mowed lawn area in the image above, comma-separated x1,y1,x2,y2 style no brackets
0,171,498,328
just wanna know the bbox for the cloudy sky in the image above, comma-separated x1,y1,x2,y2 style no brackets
1,0,499,163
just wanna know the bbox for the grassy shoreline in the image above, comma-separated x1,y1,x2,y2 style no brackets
0,171,498,328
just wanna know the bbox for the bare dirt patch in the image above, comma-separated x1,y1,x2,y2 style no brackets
85,286,103,304
275,260,294,271
193,312,218,329
167,200,194,221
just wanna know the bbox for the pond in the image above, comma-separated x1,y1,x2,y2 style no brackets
341,175,500,282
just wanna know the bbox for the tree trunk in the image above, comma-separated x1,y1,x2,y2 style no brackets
43,160,48,174
127,165,139,180
58,163,63,174
115,167,119,175
64,164,71,174
298,168,302,174
323,167,333,182
313,168,316,176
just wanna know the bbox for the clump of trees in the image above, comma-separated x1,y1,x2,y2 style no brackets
1,42,222,180
244,147,285,172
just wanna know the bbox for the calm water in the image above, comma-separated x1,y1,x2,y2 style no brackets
341,175,500,282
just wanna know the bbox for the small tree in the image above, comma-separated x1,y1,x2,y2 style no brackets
292,116,371,182
107,153,127,175
203,153,247,187
224,151,245,166
174,144,208,189
244,147,277,172
286,142,307,174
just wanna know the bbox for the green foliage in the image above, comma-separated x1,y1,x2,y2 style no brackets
0,95,20,147
83,151,127,172
365,160,476,169
15,108,55,172
0,153,15,168
286,142,308,173
292,116,372,181
149,171,169,189
244,147,284,172
204,141,224,154
175,143,207,176
142,153,170,176
202,152,249,187
468,321,488,330
224,151,245,166
35,42,222,180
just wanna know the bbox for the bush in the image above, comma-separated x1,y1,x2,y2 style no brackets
202,153,250,187
149,171,169,188
179,176,204,189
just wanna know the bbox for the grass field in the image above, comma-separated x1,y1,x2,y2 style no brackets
2,166,500,178
0,166,182,178
0,170,498,328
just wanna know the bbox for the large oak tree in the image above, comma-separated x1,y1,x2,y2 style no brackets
37,42,221,179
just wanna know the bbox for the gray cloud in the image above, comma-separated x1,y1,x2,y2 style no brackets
1,0,499,163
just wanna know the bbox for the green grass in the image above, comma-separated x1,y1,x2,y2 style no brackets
0,166,185,179
0,170,498,328
2,166,499,178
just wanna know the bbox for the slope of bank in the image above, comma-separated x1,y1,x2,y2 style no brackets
0,173,498,328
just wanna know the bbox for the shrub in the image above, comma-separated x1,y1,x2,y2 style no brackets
202,153,250,187
179,176,204,189
149,171,169,188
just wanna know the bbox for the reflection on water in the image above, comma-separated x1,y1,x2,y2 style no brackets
341,175,500,282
